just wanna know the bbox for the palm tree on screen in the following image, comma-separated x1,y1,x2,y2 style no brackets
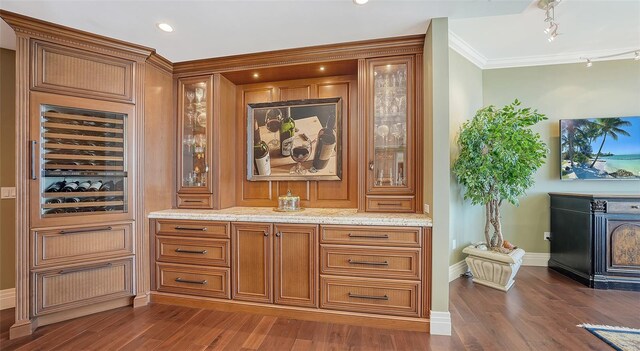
589,118,632,168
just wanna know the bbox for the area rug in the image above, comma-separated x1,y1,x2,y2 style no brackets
578,324,640,351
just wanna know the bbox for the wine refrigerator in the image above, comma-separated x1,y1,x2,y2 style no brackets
30,95,135,227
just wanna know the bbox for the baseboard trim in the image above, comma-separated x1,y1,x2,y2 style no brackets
0,288,15,310
449,252,550,282
449,260,469,282
429,310,451,335
522,252,550,267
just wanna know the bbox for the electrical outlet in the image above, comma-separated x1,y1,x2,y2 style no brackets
424,204,430,214
544,232,551,241
452,239,457,249
0,187,16,199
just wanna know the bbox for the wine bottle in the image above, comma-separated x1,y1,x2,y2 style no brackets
311,114,337,171
99,180,115,192
253,120,271,176
88,180,103,192
77,180,92,192
62,181,80,192
45,180,66,193
46,198,63,204
65,197,81,203
114,180,124,191
279,110,295,157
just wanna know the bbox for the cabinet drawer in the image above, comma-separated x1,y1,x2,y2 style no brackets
177,194,213,209
321,276,420,317
156,263,230,299
156,237,229,267
32,223,133,268
321,245,421,280
33,258,133,316
366,196,415,213
607,201,640,214
321,225,421,247
155,219,230,239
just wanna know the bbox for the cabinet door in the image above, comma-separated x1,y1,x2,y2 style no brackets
177,76,214,196
274,224,317,308
232,222,272,303
366,56,415,195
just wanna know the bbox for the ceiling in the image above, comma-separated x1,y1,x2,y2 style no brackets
0,0,638,68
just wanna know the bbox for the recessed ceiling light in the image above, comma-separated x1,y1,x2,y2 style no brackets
353,0,368,4
157,23,173,32
253,73,259,78
319,66,325,71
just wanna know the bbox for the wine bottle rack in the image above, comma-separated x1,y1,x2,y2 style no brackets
39,106,128,217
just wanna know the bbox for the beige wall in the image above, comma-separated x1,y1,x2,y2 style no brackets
448,49,485,264
483,60,640,254
0,48,16,290
425,18,451,314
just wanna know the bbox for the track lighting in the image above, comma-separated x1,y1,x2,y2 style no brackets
538,0,561,42
581,49,640,68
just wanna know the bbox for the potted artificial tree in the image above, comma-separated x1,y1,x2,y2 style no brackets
453,100,548,291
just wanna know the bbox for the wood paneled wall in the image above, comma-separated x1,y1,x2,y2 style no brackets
234,75,358,208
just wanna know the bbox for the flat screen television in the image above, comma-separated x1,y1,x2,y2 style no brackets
560,116,640,180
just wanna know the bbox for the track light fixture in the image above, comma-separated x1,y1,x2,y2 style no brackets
581,50,640,68
538,0,561,42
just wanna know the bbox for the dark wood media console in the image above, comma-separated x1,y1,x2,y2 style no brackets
549,193,640,291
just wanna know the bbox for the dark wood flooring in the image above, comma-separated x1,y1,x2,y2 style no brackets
1,267,639,350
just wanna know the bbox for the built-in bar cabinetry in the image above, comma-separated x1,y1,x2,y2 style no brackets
149,209,432,331
3,10,175,339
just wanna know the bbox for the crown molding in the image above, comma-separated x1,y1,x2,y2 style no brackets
147,52,173,74
448,30,487,69
448,30,639,70
0,9,153,61
482,47,640,69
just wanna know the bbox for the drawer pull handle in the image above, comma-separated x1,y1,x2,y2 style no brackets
377,202,402,206
348,233,389,239
30,140,37,180
59,263,112,275
175,248,208,254
174,226,208,231
183,200,204,203
264,230,269,237
348,292,389,301
59,226,112,235
175,277,207,285
631,205,639,209
348,259,389,266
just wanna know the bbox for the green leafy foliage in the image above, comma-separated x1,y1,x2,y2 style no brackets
453,100,548,248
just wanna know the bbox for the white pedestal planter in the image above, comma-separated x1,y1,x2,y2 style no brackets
463,245,525,292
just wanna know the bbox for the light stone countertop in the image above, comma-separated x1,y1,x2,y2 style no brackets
148,207,432,227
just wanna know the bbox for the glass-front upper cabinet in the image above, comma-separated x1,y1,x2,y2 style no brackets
29,93,135,227
177,76,213,194
367,56,415,194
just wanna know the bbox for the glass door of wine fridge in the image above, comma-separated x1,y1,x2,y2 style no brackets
30,94,134,227
177,76,213,194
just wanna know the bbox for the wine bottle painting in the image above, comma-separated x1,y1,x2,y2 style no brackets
247,98,342,181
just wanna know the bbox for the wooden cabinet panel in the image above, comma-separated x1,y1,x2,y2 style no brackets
156,237,230,267
321,225,421,247
232,222,272,303
155,219,230,239
274,224,318,308
156,263,230,299
366,196,415,213
32,41,134,103
321,245,420,280
33,258,133,316
279,85,311,101
32,223,133,268
320,275,420,317
177,194,213,209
